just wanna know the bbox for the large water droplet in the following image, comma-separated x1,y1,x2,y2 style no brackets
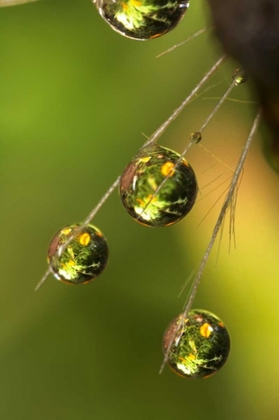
94,0,190,40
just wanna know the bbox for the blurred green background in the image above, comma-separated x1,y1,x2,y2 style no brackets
1,0,279,419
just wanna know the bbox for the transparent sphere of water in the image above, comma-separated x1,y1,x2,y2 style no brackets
163,309,231,379
94,0,189,40
48,224,109,285
119,144,198,227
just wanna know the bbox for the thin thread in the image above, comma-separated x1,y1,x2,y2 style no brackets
141,55,226,150
199,81,235,133
139,56,229,219
0,0,38,6
156,26,212,59
35,177,121,290
159,109,261,374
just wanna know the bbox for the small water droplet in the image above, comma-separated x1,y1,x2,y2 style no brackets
190,131,202,144
232,68,248,85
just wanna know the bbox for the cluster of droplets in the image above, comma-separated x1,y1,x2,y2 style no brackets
46,143,232,378
40,1,254,379
47,143,198,285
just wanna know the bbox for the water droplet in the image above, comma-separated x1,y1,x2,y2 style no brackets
163,309,231,378
232,68,248,85
119,143,198,227
94,0,190,40
48,224,109,285
190,131,202,144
